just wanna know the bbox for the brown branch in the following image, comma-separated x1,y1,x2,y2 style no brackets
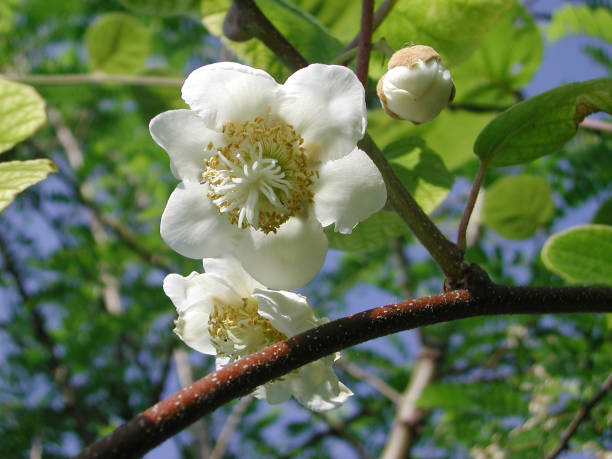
76,273,612,459
356,0,374,87
545,370,612,459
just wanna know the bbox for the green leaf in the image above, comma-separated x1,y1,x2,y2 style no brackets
288,0,361,42
452,3,543,106
593,197,612,226
0,159,57,212
202,0,343,81
0,79,46,154
118,0,200,17
85,13,151,75
368,108,495,171
384,137,454,214
548,5,612,44
541,224,612,286
325,210,407,252
372,0,514,69
474,78,612,166
482,174,554,240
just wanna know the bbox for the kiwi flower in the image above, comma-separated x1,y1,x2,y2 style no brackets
164,257,352,411
151,62,386,289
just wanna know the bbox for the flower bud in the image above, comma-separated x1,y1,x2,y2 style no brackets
377,45,455,124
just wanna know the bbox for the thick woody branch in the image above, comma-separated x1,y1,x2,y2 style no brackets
76,279,612,458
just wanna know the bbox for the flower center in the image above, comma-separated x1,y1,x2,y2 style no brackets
203,117,316,233
208,297,287,363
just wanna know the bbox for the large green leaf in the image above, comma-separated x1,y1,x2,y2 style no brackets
483,174,554,240
85,13,151,75
372,0,513,71
0,79,46,154
203,0,343,81
548,5,612,44
325,210,407,252
452,3,542,106
0,159,57,212
541,224,612,286
118,0,200,17
384,137,454,214
474,78,612,166
368,108,495,171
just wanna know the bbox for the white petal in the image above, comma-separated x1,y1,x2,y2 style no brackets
160,181,238,259
237,214,328,290
385,60,439,98
174,302,216,355
277,64,366,162
181,62,279,130
253,288,319,337
258,381,292,404
202,256,264,298
163,271,241,313
149,110,224,182
287,358,353,411
313,148,387,233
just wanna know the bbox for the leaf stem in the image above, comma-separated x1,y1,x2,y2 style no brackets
457,160,488,252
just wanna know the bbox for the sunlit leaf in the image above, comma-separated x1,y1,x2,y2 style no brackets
548,5,612,43
325,210,407,251
452,3,543,105
85,13,151,75
368,108,495,171
384,136,454,214
373,0,514,69
474,78,612,166
0,159,57,212
0,79,46,154
483,174,554,240
541,224,612,286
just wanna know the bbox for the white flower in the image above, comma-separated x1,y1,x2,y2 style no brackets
377,45,455,124
150,62,387,290
163,256,352,412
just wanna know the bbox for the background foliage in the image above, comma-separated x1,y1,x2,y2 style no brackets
1,0,612,457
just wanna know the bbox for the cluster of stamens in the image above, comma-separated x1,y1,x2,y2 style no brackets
208,297,287,363
203,116,317,233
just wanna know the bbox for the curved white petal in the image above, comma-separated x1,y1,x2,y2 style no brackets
174,302,216,355
237,214,328,290
202,256,263,298
313,148,387,233
181,62,279,130
288,358,353,411
160,181,238,259
253,288,319,337
163,271,242,312
149,110,224,182
277,64,366,162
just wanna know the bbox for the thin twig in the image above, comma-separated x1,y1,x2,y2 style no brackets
209,395,254,459
356,0,374,87
5,73,183,86
545,370,612,459
457,161,489,252
76,276,612,458
580,118,612,133
337,359,401,405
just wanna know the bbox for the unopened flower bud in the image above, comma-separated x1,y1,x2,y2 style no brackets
377,45,455,124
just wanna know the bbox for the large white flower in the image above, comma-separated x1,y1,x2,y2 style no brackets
163,256,352,412
151,62,387,290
